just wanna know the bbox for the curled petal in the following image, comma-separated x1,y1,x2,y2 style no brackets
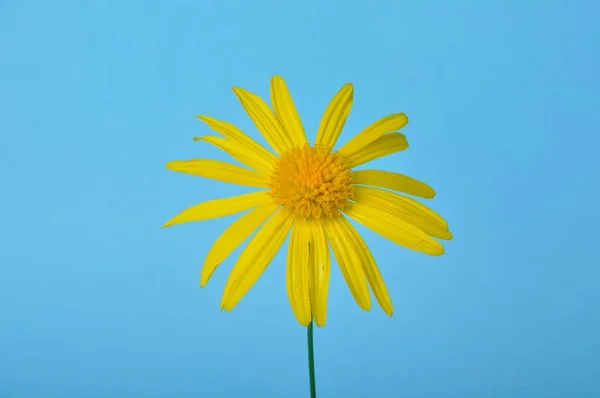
345,201,445,256
270,75,308,147
166,159,269,187
315,83,354,150
221,210,294,311
194,136,273,175
352,169,435,199
338,113,408,157
308,219,330,327
201,203,280,286
233,87,292,155
286,217,312,326
162,191,272,228
324,217,371,310
344,133,408,168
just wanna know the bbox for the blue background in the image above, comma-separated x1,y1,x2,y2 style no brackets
1,1,599,397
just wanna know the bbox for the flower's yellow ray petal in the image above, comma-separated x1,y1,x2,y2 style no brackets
308,219,330,327
315,83,354,150
286,217,312,326
166,159,270,188
353,186,451,239
201,203,280,287
345,201,445,256
324,217,371,311
233,87,293,155
338,113,408,158
338,216,393,316
399,195,448,228
193,135,273,175
345,133,408,168
352,169,436,199
270,75,308,147
162,191,271,228
221,210,294,311
196,115,278,167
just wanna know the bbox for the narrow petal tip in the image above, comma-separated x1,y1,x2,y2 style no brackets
200,260,220,287
341,83,354,97
220,296,230,311
430,245,445,256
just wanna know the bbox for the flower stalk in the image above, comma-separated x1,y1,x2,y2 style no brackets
307,319,316,398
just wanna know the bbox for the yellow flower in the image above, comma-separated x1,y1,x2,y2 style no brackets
164,76,452,327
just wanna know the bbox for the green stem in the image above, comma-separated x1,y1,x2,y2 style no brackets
307,320,316,398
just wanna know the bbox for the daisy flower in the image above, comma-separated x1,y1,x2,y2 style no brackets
163,76,452,327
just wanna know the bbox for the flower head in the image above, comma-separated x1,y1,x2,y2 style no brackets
164,76,452,326
270,144,354,219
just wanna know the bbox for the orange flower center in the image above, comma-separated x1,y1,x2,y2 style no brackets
270,144,354,219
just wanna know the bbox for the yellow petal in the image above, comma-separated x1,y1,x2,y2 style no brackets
221,210,294,311
308,218,330,327
286,217,312,326
324,217,371,311
337,216,393,316
338,113,408,157
270,75,308,147
193,135,273,175
233,87,292,155
344,133,408,168
201,203,280,287
315,83,353,150
166,159,269,188
162,191,272,228
353,186,451,239
196,115,278,166
345,201,445,256
352,169,436,199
